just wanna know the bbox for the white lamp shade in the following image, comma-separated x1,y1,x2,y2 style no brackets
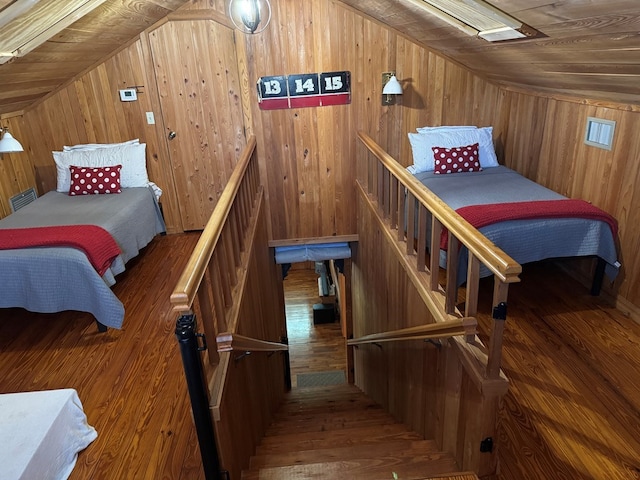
382,75,403,95
0,131,24,153
229,0,272,34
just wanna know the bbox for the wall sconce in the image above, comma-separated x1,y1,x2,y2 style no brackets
0,128,24,153
382,72,403,106
229,0,272,34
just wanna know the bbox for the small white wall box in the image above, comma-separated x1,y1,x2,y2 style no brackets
584,117,616,150
119,88,137,102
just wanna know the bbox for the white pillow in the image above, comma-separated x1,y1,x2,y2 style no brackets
63,139,140,152
416,125,476,132
54,143,149,192
413,126,498,170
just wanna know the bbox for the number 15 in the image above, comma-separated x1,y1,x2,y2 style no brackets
324,76,343,91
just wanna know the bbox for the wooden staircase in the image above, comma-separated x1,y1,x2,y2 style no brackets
241,383,479,480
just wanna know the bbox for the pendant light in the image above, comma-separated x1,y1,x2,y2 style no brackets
229,0,272,34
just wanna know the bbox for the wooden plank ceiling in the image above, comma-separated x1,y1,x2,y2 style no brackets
339,0,640,106
0,0,190,115
0,0,639,116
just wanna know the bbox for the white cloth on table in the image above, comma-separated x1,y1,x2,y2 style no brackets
0,389,97,480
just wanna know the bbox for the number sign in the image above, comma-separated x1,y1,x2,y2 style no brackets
257,71,350,110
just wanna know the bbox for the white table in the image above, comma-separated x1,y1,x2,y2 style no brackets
0,389,97,480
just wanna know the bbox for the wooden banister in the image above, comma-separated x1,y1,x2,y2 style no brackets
348,317,477,346
171,135,289,479
216,333,289,352
170,135,257,313
358,131,521,284
356,131,520,385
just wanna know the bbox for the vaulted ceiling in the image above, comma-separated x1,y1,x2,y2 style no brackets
0,0,638,116
0,0,190,116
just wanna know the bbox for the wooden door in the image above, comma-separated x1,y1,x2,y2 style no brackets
149,19,245,230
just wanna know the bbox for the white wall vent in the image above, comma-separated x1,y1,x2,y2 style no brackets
10,187,38,212
584,117,616,151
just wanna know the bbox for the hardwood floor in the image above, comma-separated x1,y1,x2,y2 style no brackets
474,261,640,480
283,262,640,479
283,265,347,387
0,232,206,480
1,235,639,479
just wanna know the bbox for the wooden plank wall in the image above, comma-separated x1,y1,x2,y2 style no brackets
0,39,184,232
0,114,36,217
495,92,640,314
352,191,502,475
241,0,504,241
1,0,639,311
0,0,229,233
214,191,288,480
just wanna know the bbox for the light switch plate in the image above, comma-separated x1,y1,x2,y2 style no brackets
145,112,155,124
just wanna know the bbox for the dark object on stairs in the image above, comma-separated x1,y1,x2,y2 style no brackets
313,302,335,324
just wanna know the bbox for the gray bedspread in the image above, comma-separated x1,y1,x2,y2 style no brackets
0,186,166,328
413,166,620,283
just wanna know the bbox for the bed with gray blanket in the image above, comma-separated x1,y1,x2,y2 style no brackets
413,165,620,286
0,186,165,329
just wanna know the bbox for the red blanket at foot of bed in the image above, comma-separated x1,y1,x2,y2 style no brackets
440,199,618,250
0,225,121,275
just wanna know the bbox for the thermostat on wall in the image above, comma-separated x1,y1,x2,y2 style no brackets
119,88,138,102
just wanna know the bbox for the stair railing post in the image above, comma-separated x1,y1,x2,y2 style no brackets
175,313,221,480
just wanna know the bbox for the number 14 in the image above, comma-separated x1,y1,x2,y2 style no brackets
294,78,316,93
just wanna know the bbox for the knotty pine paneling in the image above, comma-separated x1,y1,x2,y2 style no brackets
0,116,36,218
2,0,640,313
498,91,640,312
243,0,503,241
353,190,503,476
4,39,183,233
148,18,245,230
215,194,287,480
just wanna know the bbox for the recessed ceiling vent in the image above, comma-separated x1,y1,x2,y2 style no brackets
407,0,542,42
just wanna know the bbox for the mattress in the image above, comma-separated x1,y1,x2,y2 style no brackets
0,186,166,328
412,166,620,283
0,389,97,480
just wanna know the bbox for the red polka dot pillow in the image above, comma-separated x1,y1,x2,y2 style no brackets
69,165,122,195
432,143,482,174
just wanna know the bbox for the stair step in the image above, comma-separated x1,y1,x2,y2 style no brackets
266,402,397,436
250,439,441,469
257,423,420,454
272,402,387,423
277,393,381,416
282,383,363,400
242,448,458,480
264,409,398,436
418,473,479,480
243,384,463,480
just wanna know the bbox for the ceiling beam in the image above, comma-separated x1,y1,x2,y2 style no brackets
0,0,108,64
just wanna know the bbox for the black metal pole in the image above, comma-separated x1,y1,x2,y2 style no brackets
175,314,221,480
281,335,292,391
591,257,606,296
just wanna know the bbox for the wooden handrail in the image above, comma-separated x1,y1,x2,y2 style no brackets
216,333,289,353
170,135,257,313
357,131,521,284
348,317,476,346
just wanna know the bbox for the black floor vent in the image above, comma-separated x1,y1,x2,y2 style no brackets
10,187,37,212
